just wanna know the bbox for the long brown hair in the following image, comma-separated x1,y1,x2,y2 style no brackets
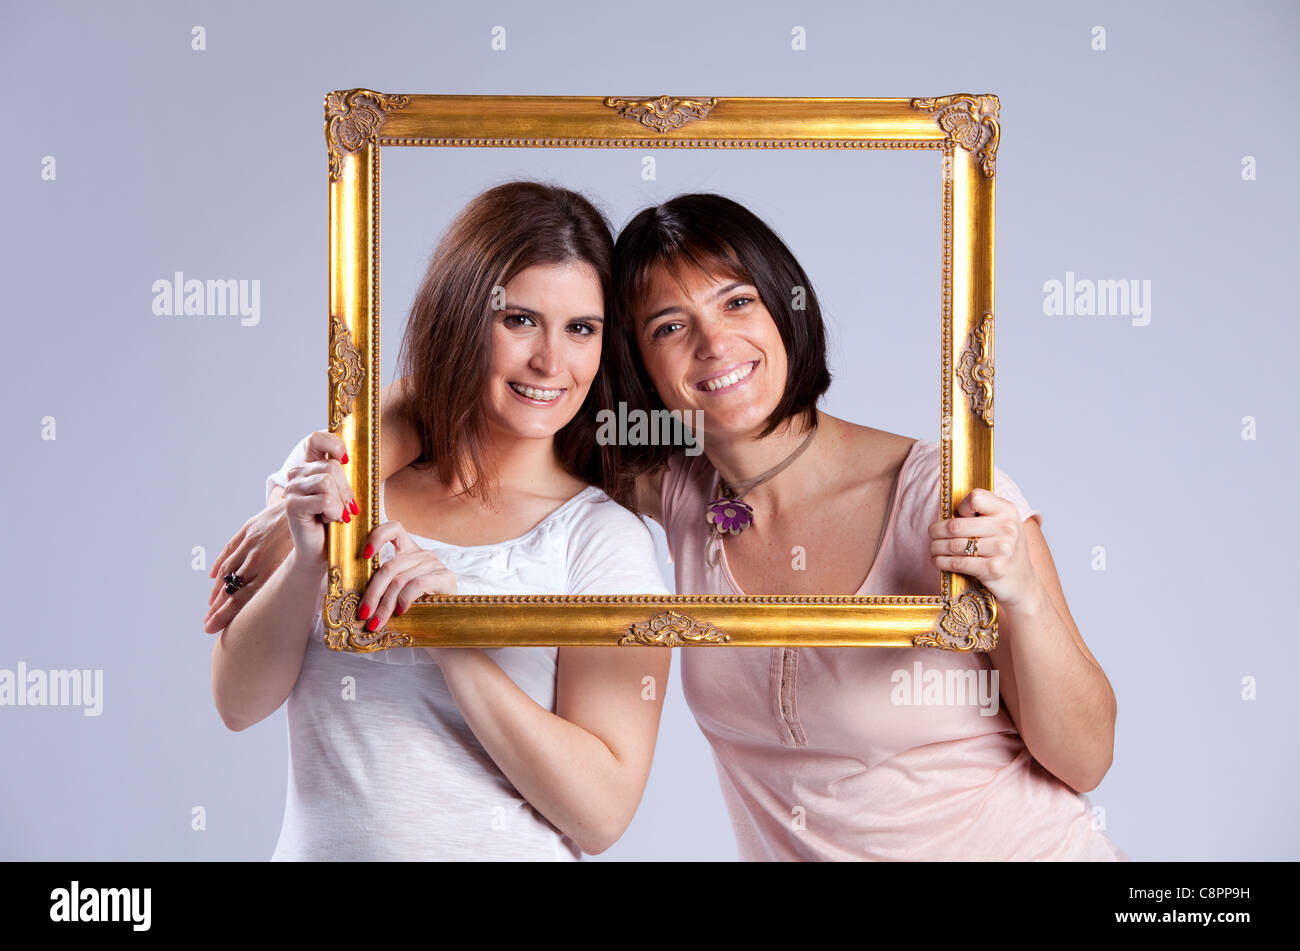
393,181,635,508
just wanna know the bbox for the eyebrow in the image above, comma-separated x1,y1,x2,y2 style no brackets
641,281,751,326
504,304,605,322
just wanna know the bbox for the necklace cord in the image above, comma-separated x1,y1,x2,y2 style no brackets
720,423,818,500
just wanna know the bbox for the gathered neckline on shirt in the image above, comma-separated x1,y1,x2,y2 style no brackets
378,480,603,551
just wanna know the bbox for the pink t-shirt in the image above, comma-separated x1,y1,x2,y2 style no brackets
662,437,1128,861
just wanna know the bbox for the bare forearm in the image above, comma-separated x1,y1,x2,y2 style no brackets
434,648,640,854
1001,587,1116,791
211,550,325,731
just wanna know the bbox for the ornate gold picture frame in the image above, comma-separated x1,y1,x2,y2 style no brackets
321,90,1000,652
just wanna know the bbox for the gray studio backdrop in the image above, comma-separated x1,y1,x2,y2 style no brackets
2,0,1296,861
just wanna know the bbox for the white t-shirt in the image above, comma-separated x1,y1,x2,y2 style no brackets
263,435,669,861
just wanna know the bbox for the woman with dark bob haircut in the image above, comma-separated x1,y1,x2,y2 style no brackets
210,190,1125,861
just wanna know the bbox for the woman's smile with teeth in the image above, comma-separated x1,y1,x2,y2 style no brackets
508,381,565,402
700,361,757,392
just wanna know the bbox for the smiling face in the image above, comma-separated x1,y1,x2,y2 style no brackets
635,263,788,439
481,260,605,442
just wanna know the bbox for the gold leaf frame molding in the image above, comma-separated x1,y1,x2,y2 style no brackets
322,91,1001,652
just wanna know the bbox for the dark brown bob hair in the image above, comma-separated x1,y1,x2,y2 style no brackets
393,181,636,508
609,193,833,473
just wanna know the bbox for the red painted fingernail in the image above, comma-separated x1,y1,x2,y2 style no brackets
366,617,379,632
394,605,403,616
363,543,373,559
342,510,350,523
350,498,358,515
341,451,348,464
358,603,370,620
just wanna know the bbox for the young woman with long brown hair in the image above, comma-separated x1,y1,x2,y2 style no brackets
209,181,670,860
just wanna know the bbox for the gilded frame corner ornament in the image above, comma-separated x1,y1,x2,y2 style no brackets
911,94,1000,178
912,588,998,652
322,567,415,652
324,88,411,183
321,90,1000,651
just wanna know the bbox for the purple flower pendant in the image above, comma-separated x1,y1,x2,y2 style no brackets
705,497,755,535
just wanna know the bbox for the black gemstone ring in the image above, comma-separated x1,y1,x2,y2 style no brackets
223,572,245,595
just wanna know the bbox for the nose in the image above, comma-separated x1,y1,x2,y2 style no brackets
693,314,730,362
528,329,561,378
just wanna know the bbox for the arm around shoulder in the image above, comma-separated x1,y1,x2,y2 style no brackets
210,547,327,732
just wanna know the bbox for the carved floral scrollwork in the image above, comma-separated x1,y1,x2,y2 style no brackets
910,94,1000,178
322,567,415,652
913,588,998,651
325,88,411,182
957,314,994,426
603,96,718,133
619,609,732,646
328,315,364,430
